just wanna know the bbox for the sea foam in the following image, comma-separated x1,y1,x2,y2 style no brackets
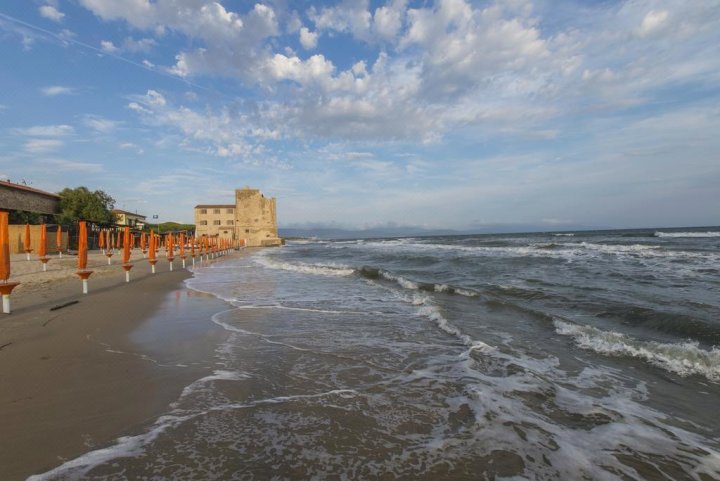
655,231,720,238
554,319,720,381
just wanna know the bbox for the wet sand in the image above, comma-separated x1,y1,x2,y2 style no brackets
0,252,229,480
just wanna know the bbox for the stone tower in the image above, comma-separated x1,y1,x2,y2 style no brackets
234,187,281,247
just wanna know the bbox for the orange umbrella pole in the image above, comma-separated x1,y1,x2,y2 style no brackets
167,233,175,271
0,211,20,313
190,236,196,267
75,221,93,294
39,224,50,271
148,229,157,274
122,226,133,282
98,228,105,254
56,225,63,257
105,230,114,264
23,223,32,261
140,232,147,258
179,232,186,269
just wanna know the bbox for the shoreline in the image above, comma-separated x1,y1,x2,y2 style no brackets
0,253,233,481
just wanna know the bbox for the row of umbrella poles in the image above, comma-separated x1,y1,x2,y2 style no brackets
0,214,237,313
19,223,66,269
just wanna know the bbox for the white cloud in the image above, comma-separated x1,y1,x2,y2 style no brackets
16,124,74,136
120,142,144,154
100,40,118,53
83,115,120,133
40,85,75,96
638,10,669,37
82,0,720,150
373,0,406,40
39,5,65,22
299,27,318,50
80,0,278,81
101,37,157,54
126,90,265,161
24,139,64,153
145,89,166,106
40,159,103,172
122,36,157,53
309,1,373,42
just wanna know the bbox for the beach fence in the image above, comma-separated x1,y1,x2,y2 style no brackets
8,224,68,255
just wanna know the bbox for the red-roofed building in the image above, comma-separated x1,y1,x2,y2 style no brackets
0,180,59,215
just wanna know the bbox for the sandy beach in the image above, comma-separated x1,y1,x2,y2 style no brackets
0,250,229,481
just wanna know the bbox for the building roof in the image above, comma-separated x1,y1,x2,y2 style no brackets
111,209,147,219
194,204,236,209
0,180,60,198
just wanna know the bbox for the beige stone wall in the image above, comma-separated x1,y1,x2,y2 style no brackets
194,205,236,241
234,188,280,247
8,225,68,254
193,188,281,247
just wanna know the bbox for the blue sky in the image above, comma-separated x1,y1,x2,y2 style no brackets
0,0,718,229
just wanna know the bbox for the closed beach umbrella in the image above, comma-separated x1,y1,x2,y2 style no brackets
23,223,32,259
123,227,131,264
78,221,88,271
0,211,20,312
179,233,185,257
149,230,156,261
140,232,146,252
56,225,62,254
116,230,121,250
76,221,93,294
190,236,195,256
38,224,50,270
39,224,46,258
98,228,105,251
122,226,133,282
0,212,11,282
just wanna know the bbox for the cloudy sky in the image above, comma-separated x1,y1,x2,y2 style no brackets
0,0,718,230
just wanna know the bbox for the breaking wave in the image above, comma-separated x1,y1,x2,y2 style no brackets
655,231,720,238
255,255,355,277
357,266,478,297
554,319,720,381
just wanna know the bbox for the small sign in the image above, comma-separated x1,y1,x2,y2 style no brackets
152,215,159,219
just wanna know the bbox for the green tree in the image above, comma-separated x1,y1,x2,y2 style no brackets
9,210,43,224
155,222,196,232
56,187,116,225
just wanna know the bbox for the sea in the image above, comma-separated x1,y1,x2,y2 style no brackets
31,227,720,480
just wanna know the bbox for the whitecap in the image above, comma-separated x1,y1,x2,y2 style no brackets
554,319,720,381
254,256,355,277
655,231,720,238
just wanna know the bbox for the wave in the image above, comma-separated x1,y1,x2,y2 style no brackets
28,389,358,481
357,266,477,297
331,238,718,262
655,231,720,238
554,319,720,381
255,255,355,277
553,233,575,237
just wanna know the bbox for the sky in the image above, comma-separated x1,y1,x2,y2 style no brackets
0,0,718,230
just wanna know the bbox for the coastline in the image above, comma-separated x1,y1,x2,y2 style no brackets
0,254,231,481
